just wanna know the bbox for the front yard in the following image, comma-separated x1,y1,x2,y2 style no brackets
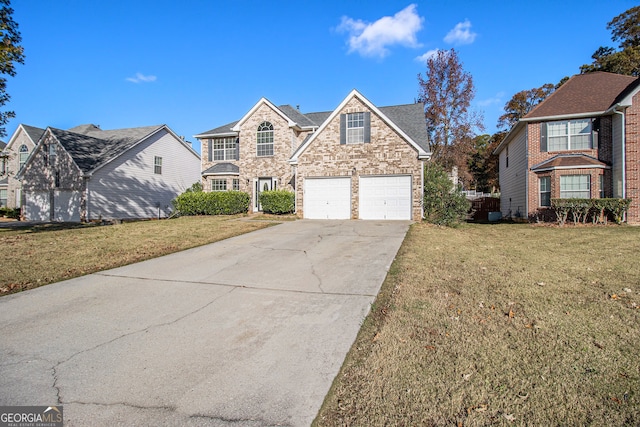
0,216,272,295
315,223,640,425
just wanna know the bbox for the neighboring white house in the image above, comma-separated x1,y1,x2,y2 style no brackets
18,124,200,221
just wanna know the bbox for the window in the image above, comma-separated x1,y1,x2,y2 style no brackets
539,176,551,207
54,170,60,188
211,179,227,191
547,119,592,151
0,189,6,207
560,175,590,199
256,122,274,156
232,178,240,191
154,156,162,174
0,157,6,175
599,174,605,198
347,112,365,144
48,143,56,166
213,137,237,161
19,145,29,170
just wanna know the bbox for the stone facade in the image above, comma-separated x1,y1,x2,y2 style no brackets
295,97,423,219
1,127,38,209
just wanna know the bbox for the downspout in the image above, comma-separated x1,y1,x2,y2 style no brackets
612,107,626,199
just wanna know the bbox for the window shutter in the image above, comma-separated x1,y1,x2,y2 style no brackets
591,118,598,149
235,138,240,160
364,112,371,143
208,139,213,161
540,123,547,152
340,114,346,145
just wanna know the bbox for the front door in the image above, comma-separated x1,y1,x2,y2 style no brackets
256,177,274,211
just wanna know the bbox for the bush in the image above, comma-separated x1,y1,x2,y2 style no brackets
0,207,20,219
551,198,631,226
259,190,295,214
172,191,250,215
423,163,470,227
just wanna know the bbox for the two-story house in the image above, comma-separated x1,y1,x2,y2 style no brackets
18,124,201,222
0,125,45,209
195,89,431,220
494,72,640,223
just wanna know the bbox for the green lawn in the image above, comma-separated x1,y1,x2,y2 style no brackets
315,223,640,426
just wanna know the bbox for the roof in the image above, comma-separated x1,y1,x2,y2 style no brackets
495,72,640,155
21,125,46,144
194,93,430,158
526,72,639,119
202,163,240,175
0,141,5,150
49,125,164,173
531,154,609,172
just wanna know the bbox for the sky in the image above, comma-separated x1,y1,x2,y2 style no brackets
5,0,638,154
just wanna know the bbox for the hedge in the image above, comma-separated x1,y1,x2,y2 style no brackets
551,198,631,226
259,190,295,214
0,207,20,219
172,191,250,215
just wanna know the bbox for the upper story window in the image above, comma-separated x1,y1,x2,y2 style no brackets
154,156,162,174
256,121,274,157
48,143,56,166
547,119,592,151
19,145,29,170
0,157,6,175
213,137,238,161
347,112,365,144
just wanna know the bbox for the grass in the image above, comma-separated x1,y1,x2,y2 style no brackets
0,216,272,295
315,223,640,426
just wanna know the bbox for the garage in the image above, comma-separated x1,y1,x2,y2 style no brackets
304,177,351,219
359,175,412,220
54,190,81,222
24,191,50,221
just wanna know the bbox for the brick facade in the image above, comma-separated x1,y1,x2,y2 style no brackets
1,127,37,209
626,92,640,223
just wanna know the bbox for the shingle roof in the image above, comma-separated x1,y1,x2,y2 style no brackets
22,125,46,143
531,154,608,171
0,177,7,185
303,111,332,126
379,103,430,152
50,125,163,173
0,141,5,150
277,105,319,128
526,72,639,119
202,163,240,175
194,121,239,138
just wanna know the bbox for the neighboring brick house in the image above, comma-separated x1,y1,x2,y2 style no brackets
494,72,640,223
195,89,431,220
17,124,200,221
0,124,45,208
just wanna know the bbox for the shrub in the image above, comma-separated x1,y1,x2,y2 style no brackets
0,207,20,219
259,190,295,214
185,182,203,193
172,191,250,215
423,163,470,227
551,198,631,226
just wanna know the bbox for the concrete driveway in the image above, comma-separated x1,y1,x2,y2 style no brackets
0,220,410,426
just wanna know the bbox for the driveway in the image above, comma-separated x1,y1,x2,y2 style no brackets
0,220,410,426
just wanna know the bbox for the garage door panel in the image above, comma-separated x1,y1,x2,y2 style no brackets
359,176,412,220
304,178,351,219
54,190,81,222
25,191,50,221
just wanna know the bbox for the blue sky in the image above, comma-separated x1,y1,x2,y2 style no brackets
6,0,637,153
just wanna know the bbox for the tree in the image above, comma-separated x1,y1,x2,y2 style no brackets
467,132,503,193
417,49,484,184
497,83,555,130
0,1,24,138
580,6,640,76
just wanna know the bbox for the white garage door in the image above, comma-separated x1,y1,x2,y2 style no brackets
359,175,412,220
25,191,50,221
304,177,351,219
54,190,81,222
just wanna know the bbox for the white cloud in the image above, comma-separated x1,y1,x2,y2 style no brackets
415,48,440,64
126,73,157,83
477,92,505,107
443,20,477,45
337,4,423,59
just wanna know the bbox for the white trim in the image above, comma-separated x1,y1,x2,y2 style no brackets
616,83,640,107
193,131,238,138
231,98,297,132
201,171,240,176
532,164,609,172
289,89,430,164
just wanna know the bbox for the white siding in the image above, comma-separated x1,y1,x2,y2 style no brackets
612,112,624,198
87,129,200,220
499,127,528,219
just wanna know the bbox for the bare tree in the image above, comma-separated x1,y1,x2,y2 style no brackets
417,49,483,184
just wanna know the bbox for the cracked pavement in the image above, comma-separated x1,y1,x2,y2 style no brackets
0,220,409,426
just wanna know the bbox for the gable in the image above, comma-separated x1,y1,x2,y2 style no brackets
290,90,430,163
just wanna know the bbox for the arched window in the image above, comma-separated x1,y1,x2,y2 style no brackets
256,121,274,156
18,145,29,170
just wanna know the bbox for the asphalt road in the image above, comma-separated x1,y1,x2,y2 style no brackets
0,220,410,426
